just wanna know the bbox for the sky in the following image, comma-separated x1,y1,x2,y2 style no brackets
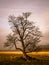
0,0,49,50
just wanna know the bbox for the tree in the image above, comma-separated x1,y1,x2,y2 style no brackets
4,12,41,60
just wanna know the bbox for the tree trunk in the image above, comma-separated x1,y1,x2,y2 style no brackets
23,52,28,61
23,51,32,61
21,38,32,60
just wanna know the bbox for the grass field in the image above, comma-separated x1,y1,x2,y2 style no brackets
0,51,49,65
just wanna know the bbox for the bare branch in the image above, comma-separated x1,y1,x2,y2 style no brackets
5,12,42,56
23,31,33,40
25,42,31,49
23,12,31,19
13,23,22,40
13,40,23,52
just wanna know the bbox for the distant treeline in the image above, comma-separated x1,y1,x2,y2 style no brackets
37,44,49,51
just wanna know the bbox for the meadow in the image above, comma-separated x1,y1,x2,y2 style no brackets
0,51,49,65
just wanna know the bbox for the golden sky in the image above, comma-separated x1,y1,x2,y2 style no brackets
0,0,49,50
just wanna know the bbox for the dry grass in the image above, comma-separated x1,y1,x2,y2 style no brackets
0,51,49,65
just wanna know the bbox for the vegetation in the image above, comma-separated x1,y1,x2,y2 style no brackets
4,12,41,60
0,52,49,65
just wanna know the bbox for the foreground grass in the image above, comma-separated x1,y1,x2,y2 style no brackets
0,51,49,65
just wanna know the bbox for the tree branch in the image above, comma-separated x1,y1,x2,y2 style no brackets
13,39,23,52
15,37,21,41
14,23,22,40
25,42,30,49
23,31,30,40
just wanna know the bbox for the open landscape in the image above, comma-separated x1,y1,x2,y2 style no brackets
0,0,49,65
0,51,49,65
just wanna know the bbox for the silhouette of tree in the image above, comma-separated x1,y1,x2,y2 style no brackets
4,12,42,60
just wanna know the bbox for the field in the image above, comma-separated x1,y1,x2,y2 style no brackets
0,51,49,65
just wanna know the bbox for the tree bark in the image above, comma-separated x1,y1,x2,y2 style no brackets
23,52,28,60
21,39,28,60
23,51,32,61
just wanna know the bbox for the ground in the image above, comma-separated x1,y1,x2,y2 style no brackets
0,51,49,65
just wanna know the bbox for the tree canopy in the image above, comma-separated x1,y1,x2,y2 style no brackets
4,12,42,53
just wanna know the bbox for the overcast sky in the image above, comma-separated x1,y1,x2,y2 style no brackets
0,0,49,50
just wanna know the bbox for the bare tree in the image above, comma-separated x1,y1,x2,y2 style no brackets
4,12,41,60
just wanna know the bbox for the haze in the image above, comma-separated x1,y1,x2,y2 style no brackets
0,0,49,50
